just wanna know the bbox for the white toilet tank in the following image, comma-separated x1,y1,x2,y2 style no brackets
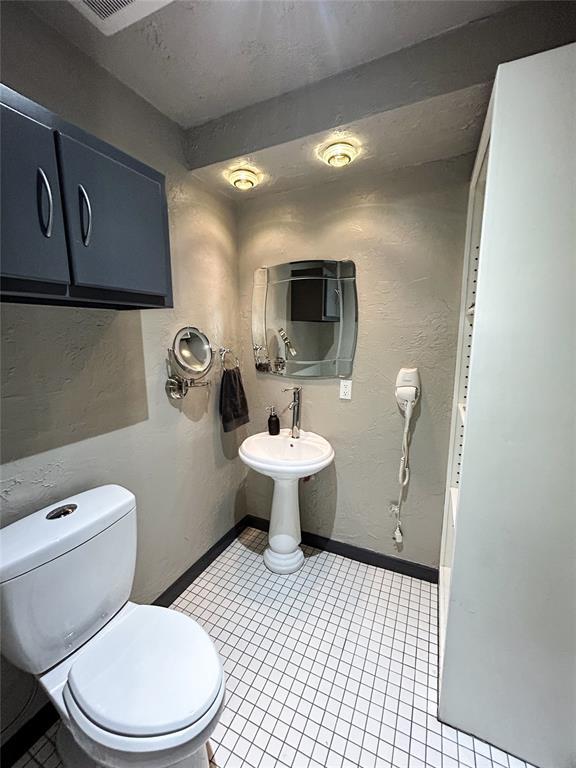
0,485,137,675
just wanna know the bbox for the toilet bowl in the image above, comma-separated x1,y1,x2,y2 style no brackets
0,486,225,768
42,603,225,768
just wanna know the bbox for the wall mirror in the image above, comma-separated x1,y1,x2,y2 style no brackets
166,326,213,399
172,327,213,376
252,260,358,379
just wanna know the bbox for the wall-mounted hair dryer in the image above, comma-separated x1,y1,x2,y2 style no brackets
395,367,420,455
391,368,421,547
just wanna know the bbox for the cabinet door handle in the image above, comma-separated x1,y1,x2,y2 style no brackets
78,184,92,247
37,167,53,239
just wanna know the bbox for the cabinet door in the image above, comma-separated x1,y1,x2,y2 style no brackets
0,105,70,283
57,133,169,296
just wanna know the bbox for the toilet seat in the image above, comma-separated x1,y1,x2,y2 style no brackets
59,604,225,763
66,604,223,737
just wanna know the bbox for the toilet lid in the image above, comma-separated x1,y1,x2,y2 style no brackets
67,605,223,737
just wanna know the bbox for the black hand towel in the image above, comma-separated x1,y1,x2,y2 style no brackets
219,368,250,432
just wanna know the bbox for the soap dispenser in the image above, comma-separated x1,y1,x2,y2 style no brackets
267,406,280,436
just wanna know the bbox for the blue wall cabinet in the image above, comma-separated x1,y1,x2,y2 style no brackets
0,85,173,309
57,134,169,297
1,104,70,284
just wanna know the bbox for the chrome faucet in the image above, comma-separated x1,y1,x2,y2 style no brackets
283,386,302,439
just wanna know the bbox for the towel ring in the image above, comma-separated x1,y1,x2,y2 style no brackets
220,347,240,370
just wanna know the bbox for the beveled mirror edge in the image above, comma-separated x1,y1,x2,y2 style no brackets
252,269,269,374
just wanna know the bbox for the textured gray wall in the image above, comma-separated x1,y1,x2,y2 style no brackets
237,158,469,568
0,3,244,739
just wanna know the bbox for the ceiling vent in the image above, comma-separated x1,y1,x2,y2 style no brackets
69,0,174,36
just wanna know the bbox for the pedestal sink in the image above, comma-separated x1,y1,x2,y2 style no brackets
239,429,334,574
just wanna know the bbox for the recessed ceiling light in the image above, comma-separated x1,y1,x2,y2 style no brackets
228,168,259,190
321,142,358,168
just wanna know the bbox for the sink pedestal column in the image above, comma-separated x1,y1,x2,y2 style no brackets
264,477,304,574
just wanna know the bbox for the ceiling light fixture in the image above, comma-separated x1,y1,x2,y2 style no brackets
228,168,259,190
321,142,358,168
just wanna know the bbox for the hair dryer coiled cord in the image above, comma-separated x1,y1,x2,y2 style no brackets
398,400,414,487
392,398,416,548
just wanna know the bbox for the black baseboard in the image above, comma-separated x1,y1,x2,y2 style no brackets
154,517,251,607
1,702,59,767
2,513,437,764
243,514,438,583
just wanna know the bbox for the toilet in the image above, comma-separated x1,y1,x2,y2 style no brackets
0,485,225,768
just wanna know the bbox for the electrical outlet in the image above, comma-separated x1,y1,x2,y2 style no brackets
339,379,352,400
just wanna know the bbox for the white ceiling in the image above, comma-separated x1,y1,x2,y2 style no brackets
192,83,489,199
33,0,514,128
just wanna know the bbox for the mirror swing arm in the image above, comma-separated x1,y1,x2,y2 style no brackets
165,347,211,399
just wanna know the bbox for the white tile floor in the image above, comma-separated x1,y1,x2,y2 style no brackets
13,528,534,768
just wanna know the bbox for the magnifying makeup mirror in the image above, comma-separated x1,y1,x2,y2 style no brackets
166,326,213,399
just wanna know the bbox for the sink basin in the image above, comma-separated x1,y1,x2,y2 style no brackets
239,429,334,480
239,429,334,574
